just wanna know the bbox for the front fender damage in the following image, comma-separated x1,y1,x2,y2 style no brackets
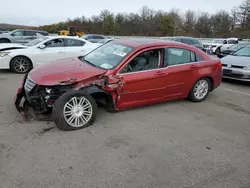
14,74,121,122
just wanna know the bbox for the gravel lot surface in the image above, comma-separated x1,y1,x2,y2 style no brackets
0,70,250,188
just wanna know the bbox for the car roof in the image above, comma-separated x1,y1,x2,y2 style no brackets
45,36,82,39
13,29,48,32
115,38,192,48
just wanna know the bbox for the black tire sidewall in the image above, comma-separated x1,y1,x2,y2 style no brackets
215,47,220,55
0,39,10,43
189,78,211,102
10,56,32,74
53,90,97,131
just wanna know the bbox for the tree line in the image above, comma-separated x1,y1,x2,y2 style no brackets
40,0,250,38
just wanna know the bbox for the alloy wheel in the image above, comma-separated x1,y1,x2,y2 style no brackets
193,79,209,100
13,58,30,73
63,96,93,128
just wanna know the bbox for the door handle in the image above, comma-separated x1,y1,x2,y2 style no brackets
58,51,64,53
155,71,166,75
189,64,197,69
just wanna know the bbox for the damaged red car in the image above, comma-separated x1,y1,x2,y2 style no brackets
15,39,222,131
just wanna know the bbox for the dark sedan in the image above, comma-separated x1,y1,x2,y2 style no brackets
164,36,204,51
217,43,249,58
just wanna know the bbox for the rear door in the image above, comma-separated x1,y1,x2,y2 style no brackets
24,30,37,43
162,47,202,98
64,38,88,57
116,48,168,109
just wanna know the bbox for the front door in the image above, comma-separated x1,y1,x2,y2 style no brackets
11,30,26,43
163,47,201,98
116,48,168,109
31,38,66,66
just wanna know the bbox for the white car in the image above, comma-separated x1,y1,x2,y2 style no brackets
203,38,241,54
0,43,26,51
0,36,96,73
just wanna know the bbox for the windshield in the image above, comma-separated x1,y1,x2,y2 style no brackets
24,38,48,46
234,47,250,57
82,42,134,69
229,44,248,51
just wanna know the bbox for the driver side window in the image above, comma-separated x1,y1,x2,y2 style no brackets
44,38,64,48
120,49,161,74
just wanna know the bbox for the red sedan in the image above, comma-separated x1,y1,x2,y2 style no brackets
15,39,222,131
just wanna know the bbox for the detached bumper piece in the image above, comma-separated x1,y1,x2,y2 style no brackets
15,88,25,113
14,87,34,121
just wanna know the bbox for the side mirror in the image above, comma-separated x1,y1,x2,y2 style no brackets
38,44,46,49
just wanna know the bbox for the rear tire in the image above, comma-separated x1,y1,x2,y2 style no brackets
53,90,97,131
10,56,32,74
188,78,211,102
0,38,10,43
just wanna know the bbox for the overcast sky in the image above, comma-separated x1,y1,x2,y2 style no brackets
0,0,241,26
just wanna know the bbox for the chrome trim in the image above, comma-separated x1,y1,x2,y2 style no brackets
24,75,36,92
118,61,201,76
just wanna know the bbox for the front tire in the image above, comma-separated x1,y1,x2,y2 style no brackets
53,90,97,131
215,47,220,55
188,78,211,102
0,38,10,43
10,56,32,74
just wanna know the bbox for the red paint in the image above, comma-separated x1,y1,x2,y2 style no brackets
28,40,222,111
29,57,107,86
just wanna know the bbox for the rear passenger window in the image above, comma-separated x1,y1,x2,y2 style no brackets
164,48,197,66
64,39,85,47
94,35,104,39
25,31,36,36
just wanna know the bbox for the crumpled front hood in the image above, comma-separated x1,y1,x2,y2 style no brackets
221,55,250,66
29,57,107,86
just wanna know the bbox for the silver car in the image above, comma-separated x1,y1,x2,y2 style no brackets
0,29,49,44
221,45,250,81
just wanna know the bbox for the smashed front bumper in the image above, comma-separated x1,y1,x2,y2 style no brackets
14,73,28,113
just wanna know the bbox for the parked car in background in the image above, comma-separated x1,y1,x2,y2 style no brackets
217,43,249,58
92,38,118,48
0,31,9,34
81,34,105,43
0,36,96,73
160,37,173,40
221,45,250,82
167,36,204,51
203,38,241,54
0,29,49,44
15,39,222,131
